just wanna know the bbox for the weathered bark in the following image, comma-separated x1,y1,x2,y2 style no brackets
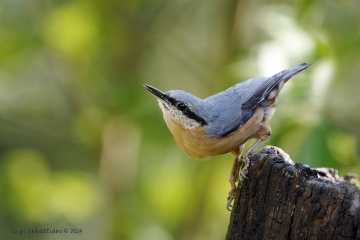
226,146,360,240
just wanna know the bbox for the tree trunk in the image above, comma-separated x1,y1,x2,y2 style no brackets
226,146,360,240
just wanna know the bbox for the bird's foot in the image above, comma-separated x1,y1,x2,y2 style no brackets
226,189,236,211
227,146,255,211
240,153,252,179
227,155,244,211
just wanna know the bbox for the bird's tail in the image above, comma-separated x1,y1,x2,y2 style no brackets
281,63,312,82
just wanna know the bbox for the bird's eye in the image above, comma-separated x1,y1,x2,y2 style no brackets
177,102,186,111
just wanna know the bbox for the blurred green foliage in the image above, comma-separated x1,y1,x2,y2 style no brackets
0,0,360,239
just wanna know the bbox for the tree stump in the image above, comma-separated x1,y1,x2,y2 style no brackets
226,146,360,240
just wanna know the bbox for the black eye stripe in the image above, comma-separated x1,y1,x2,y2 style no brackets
167,96,207,126
167,96,177,106
182,108,207,126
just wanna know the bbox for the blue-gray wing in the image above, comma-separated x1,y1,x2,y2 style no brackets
204,63,311,138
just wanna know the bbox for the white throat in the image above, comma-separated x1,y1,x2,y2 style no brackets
157,99,201,129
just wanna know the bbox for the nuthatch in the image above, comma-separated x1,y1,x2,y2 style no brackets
144,63,311,210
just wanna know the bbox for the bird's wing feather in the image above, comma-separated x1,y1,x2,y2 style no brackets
241,63,311,125
205,63,311,138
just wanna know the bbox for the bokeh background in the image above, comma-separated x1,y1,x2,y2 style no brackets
1,0,360,239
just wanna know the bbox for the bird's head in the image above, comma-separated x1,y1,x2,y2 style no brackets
143,84,207,129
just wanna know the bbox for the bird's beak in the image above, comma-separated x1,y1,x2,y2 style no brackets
143,84,169,102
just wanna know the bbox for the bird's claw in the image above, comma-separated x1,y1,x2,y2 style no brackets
239,153,252,179
263,146,276,155
240,169,248,179
226,190,236,211
245,152,252,162
226,151,253,210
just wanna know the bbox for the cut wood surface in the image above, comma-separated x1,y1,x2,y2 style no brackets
226,146,360,240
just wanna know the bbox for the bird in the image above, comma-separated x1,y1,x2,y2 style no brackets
143,63,311,210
